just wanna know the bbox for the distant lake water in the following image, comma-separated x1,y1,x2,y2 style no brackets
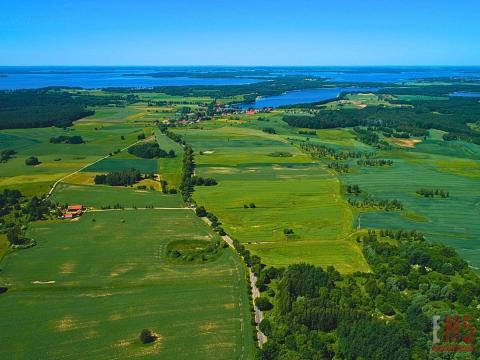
275,69,480,83
449,91,480,98
240,87,379,109
0,67,261,89
1,66,479,90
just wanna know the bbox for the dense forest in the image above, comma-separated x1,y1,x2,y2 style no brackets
256,230,480,359
0,89,137,129
284,97,480,144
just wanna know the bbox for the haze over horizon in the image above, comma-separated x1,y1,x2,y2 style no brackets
1,0,479,66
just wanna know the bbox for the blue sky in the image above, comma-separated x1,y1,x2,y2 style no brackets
0,0,479,65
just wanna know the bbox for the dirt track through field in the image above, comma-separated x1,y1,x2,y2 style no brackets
47,136,154,198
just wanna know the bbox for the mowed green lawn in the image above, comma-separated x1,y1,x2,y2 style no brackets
176,125,369,273
0,210,254,359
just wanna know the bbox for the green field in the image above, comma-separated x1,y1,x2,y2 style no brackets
342,137,480,270
0,123,145,196
154,130,185,187
51,183,184,209
0,210,254,359
176,124,369,273
84,158,159,173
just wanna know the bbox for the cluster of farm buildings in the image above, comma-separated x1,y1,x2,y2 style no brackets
62,205,84,220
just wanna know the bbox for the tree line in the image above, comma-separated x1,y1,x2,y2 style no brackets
348,197,404,211
94,168,143,186
357,159,393,166
300,142,373,161
50,135,84,144
128,142,175,159
191,176,218,186
416,188,449,198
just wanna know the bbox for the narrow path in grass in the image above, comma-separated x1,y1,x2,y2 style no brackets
46,135,154,198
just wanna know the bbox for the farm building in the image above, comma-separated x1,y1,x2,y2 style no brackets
63,204,84,219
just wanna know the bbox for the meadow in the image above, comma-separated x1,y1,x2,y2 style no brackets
342,137,480,269
175,121,369,273
0,210,254,359
0,122,146,196
51,183,184,209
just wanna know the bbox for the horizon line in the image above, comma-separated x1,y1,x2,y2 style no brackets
1,64,480,67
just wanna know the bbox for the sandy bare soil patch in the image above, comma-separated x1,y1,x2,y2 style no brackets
390,138,422,148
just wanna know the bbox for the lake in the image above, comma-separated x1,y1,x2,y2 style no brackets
449,91,480,98
0,67,261,89
1,66,480,90
273,67,480,83
239,87,379,109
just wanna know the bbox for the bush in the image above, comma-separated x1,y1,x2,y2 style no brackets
195,206,207,217
6,226,27,245
256,297,273,311
1,149,16,162
259,319,272,336
139,329,156,344
283,228,294,235
379,303,396,316
262,127,276,134
25,156,40,166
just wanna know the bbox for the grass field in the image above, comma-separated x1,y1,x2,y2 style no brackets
52,183,184,209
0,210,254,359
175,124,369,273
342,137,480,270
83,158,159,173
0,123,145,196
154,130,184,188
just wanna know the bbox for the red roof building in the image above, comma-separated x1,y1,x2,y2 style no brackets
67,205,83,211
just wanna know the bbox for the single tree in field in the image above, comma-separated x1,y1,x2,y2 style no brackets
139,329,156,344
25,156,40,166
